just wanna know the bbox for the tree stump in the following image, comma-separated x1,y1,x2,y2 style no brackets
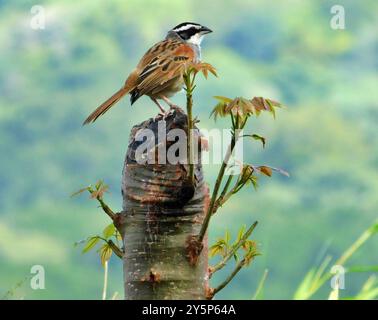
119,108,209,300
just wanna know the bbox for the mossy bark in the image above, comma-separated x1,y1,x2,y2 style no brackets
119,109,209,300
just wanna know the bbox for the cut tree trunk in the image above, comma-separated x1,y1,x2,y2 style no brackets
118,108,209,300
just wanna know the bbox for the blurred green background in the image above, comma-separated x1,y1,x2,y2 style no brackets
0,0,377,299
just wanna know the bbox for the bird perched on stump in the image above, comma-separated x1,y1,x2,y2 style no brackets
83,22,212,125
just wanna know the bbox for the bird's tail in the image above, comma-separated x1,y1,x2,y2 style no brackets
83,86,129,125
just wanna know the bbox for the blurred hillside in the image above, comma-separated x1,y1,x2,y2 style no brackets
0,0,377,299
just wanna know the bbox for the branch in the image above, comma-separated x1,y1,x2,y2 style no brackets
87,186,116,221
209,221,258,278
208,258,245,299
107,239,123,259
198,129,241,243
213,175,234,213
96,197,116,221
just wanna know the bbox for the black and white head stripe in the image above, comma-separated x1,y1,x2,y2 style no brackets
172,22,202,33
171,22,212,41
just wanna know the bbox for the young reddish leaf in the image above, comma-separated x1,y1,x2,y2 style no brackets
90,184,109,199
254,165,289,177
258,166,272,177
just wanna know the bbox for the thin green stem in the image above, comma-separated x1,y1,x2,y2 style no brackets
211,258,246,297
87,187,116,221
252,269,269,300
198,161,227,243
198,132,240,243
184,72,195,185
214,175,234,212
102,260,108,300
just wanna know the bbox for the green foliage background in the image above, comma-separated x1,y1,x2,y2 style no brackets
0,0,377,299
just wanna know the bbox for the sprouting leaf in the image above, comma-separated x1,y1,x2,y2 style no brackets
242,239,256,252
95,180,103,189
103,223,116,239
82,236,100,253
244,134,266,148
187,62,217,78
251,97,281,112
214,96,233,104
225,230,231,247
71,186,90,198
237,225,247,242
253,165,289,177
90,183,109,199
258,166,272,177
244,247,259,266
210,102,228,121
116,231,123,241
209,239,227,258
236,165,259,192
248,175,259,190
99,243,113,266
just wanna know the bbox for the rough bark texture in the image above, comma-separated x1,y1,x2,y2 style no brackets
119,108,209,300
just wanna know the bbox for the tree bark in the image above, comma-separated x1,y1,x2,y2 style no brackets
118,109,209,300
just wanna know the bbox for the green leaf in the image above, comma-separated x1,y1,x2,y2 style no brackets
82,236,100,253
99,243,113,266
328,286,339,300
237,225,246,242
352,276,378,300
293,269,316,300
115,231,123,241
369,221,378,234
225,230,230,245
346,265,378,273
251,134,266,148
103,223,116,239
209,239,227,258
214,96,233,103
210,102,228,121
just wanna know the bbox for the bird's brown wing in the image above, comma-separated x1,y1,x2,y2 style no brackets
132,41,196,97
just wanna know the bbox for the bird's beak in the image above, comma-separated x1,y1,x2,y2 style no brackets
201,26,213,34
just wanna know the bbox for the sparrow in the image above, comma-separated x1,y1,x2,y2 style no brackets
83,22,212,125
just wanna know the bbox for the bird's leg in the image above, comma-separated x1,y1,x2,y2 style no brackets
151,97,166,115
161,95,180,111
